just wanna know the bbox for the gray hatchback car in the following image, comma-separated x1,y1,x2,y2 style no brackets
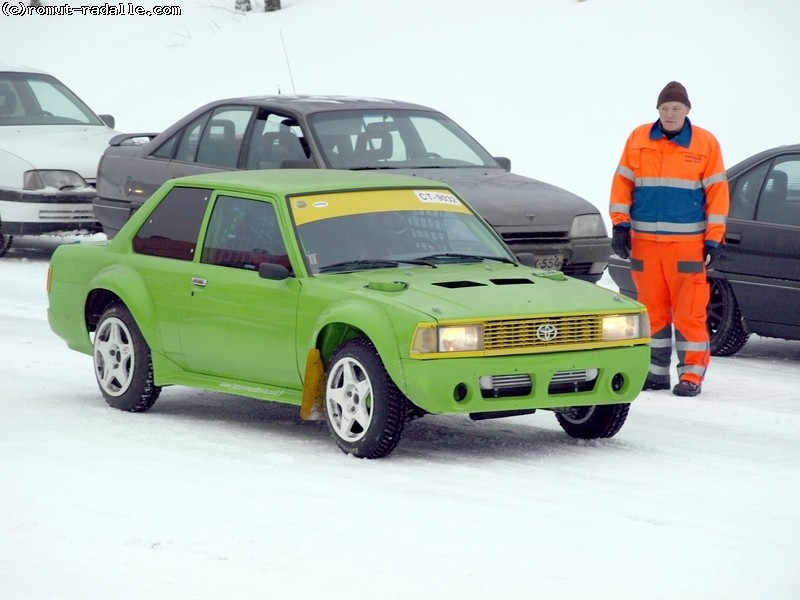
95,95,610,281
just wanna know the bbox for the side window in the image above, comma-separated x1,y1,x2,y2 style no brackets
174,112,210,163
756,155,800,226
132,187,211,260
201,195,289,271
151,132,179,159
245,111,309,169
729,163,767,220
195,106,255,168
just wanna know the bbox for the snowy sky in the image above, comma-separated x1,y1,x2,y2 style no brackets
1,1,799,599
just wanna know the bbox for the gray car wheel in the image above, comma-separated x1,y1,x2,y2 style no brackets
324,337,407,458
707,278,750,357
93,305,161,412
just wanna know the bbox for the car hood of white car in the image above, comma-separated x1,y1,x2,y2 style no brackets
0,124,117,181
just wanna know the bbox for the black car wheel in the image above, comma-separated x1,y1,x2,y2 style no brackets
324,337,407,459
555,404,629,439
93,304,161,412
707,278,750,357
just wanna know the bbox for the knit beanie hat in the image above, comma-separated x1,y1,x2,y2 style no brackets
657,81,691,108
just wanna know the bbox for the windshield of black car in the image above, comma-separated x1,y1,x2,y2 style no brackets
0,72,104,126
297,209,513,275
307,109,499,170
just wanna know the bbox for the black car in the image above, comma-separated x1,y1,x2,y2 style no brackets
94,95,610,282
609,143,800,356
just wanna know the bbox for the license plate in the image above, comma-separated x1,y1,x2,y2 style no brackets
534,254,563,270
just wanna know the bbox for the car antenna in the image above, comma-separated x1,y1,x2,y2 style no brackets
280,28,297,94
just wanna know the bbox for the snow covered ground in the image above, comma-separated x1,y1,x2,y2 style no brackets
2,1,800,598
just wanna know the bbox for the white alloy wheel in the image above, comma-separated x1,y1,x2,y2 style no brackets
326,355,374,442
94,316,135,397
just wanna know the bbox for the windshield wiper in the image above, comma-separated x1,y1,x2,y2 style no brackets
317,258,435,273
414,252,515,265
350,166,398,171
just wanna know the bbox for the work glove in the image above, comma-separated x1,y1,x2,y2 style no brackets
704,243,723,269
611,225,631,260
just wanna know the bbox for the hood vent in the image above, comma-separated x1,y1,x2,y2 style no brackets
433,278,536,289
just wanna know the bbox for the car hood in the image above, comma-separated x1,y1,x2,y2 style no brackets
389,167,595,227
0,125,117,178
316,262,639,320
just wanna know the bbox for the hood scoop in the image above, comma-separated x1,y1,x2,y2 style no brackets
365,280,409,292
433,278,536,289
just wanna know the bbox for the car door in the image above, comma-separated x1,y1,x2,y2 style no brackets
162,105,256,181
176,192,303,389
722,153,800,337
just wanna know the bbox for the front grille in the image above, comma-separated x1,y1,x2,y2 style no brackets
561,262,592,276
549,369,598,394
501,231,569,245
483,315,603,351
479,374,532,398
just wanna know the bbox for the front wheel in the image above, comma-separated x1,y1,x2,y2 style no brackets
93,304,161,412
555,404,629,439
324,337,407,459
707,277,750,356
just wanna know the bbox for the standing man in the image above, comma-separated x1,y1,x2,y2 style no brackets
610,81,729,397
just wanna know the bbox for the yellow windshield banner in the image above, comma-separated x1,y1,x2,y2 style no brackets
290,189,470,225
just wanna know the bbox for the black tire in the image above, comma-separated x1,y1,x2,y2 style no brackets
555,404,629,439
324,337,407,459
93,304,161,412
707,277,750,357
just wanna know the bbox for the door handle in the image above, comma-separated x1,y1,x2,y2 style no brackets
724,232,741,245
191,277,207,287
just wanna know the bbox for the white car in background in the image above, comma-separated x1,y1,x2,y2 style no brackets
0,62,119,256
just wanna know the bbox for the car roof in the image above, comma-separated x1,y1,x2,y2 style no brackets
728,143,800,177
170,168,452,197
0,61,49,74
193,94,439,115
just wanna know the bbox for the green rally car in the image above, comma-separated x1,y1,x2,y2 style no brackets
47,169,650,458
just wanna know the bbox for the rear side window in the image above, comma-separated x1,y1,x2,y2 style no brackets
132,187,211,260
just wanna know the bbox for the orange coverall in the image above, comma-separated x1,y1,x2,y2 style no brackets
610,118,729,387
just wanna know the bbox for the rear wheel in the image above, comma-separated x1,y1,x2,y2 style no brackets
555,404,629,439
324,337,407,459
707,278,750,356
93,305,161,412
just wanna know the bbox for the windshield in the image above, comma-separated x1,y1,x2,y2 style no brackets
307,109,499,170
0,72,105,126
290,188,513,274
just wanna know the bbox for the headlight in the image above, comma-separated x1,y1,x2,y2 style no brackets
602,313,649,341
412,324,484,354
570,214,607,238
24,170,87,191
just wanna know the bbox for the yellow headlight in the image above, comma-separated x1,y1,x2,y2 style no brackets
438,325,483,352
412,324,484,354
602,314,644,341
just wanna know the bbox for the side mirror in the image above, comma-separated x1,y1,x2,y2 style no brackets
494,156,511,172
516,252,537,267
259,262,291,280
99,114,116,129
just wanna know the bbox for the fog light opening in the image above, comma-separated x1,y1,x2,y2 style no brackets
453,383,468,402
611,373,625,393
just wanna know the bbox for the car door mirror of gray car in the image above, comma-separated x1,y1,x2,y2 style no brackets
494,156,511,172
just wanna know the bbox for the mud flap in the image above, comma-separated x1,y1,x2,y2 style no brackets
300,348,325,420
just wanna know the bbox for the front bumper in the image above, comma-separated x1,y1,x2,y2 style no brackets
1,188,100,235
398,344,650,415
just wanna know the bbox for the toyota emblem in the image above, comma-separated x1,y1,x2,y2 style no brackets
536,323,558,341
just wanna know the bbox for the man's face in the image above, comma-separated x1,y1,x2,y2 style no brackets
658,102,690,132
